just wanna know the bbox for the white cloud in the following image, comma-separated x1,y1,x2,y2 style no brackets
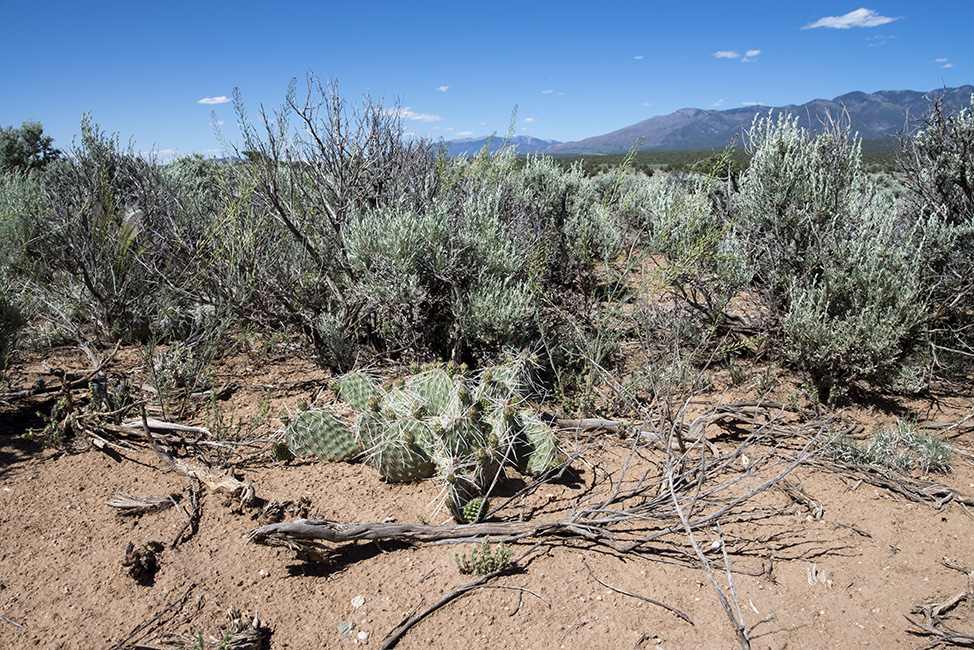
711,99,725,108
385,107,442,122
198,96,230,105
742,49,761,62
803,8,900,30
642,102,652,107
523,117,538,123
633,55,644,60
714,50,740,59
741,101,763,106
436,85,449,92
480,121,487,126
541,89,554,94
935,57,949,63
457,131,474,136
943,63,954,68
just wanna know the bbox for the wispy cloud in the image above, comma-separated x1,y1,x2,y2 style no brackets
741,101,764,107
633,55,644,60
866,34,893,46
715,49,760,62
457,131,474,136
541,89,554,94
385,107,442,122
436,85,449,92
642,102,652,107
711,99,725,108
803,8,900,30
523,117,538,123
943,63,954,69
198,96,230,105
935,57,949,63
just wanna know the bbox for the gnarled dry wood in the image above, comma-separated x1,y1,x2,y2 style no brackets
250,519,575,547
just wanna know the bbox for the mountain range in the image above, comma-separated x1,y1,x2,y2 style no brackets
445,85,974,156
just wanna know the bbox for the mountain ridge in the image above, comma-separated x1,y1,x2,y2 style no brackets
447,86,974,156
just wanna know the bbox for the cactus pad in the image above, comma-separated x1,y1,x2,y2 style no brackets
285,409,360,462
338,372,381,411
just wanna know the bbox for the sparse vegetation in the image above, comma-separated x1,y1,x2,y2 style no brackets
826,419,953,474
454,536,514,575
2,80,974,650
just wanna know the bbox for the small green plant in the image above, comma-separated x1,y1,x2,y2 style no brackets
825,419,952,474
454,536,514,575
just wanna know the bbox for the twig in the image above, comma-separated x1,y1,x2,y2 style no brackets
668,463,750,649
171,478,200,549
582,560,692,623
0,341,121,400
476,584,550,608
141,404,175,470
105,493,179,516
380,548,531,649
109,583,195,650
0,614,24,628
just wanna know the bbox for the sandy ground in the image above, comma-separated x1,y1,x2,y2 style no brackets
1,344,972,650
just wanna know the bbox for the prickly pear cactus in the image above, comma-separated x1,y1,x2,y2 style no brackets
285,409,361,462
407,369,453,417
366,419,436,483
338,372,381,411
511,410,561,476
445,475,483,524
295,352,561,521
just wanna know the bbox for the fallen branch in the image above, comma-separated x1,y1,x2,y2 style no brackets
110,582,196,650
105,493,180,516
380,546,538,649
251,519,575,548
0,341,121,400
582,559,692,624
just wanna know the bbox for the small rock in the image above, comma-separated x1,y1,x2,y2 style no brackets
357,631,368,641
351,595,365,608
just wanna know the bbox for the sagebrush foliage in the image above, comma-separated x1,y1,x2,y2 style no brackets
637,111,956,395
1,80,971,398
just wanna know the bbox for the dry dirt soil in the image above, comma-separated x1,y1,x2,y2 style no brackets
1,344,972,650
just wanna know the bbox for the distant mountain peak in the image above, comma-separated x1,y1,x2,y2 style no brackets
444,85,974,157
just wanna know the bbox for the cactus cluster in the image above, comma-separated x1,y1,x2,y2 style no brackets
283,354,562,523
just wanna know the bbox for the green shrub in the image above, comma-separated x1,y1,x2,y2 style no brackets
827,420,952,474
897,93,974,374
27,115,205,342
0,283,26,372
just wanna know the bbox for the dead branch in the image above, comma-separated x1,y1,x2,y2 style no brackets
380,545,536,650
667,460,750,649
582,559,692,623
110,583,196,650
804,457,974,509
251,519,575,548
0,341,121,400
106,493,180,516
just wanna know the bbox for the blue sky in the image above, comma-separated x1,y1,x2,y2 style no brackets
1,1,970,157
